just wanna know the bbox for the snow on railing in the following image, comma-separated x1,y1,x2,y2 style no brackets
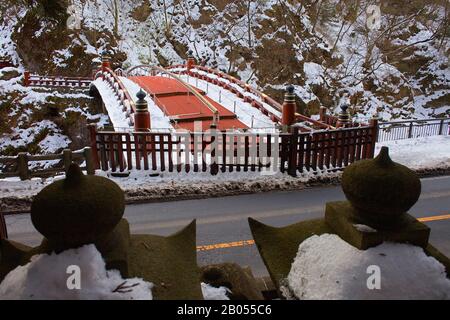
94,67,137,126
23,72,92,89
0,147,96,181
125,65,221,125
169,66,283,124
172,65,337,131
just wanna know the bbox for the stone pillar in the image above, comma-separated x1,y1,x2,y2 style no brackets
319,106,327,122
336,105,351,128
187,50,195,72
101,50,111,72
281,85,296,131
134,90,151,132
88,124,100,169
23,71,30,86
368,115,379,158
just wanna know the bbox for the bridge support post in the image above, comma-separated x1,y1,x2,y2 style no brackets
368,116,379,158
187,50,195,73
336,105,351,128
134,90,151,132
319,106,327,122
101,50,111,71
23,71,30,86
88,124,100,169
281,85,296,133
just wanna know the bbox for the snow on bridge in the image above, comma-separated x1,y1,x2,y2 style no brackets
90,59,287,133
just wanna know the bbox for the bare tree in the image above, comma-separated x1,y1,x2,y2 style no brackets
105,0,120,37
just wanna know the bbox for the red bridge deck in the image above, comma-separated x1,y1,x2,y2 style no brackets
129,76,247,131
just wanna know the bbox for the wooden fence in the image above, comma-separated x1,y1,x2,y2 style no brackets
90,124,377,176
377,118,449,142
0,212,8,240
0,147,95,181
0,212,7,240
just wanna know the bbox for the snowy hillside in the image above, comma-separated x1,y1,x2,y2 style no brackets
2,1,449,119
0,0,449,159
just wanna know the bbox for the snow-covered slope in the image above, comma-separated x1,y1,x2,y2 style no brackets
1,0,448,122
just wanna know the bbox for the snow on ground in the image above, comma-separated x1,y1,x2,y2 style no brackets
91,78,131,129
0,244,153,300
0,120,70,153
375,136,450,170
119,76,173,129
285,234,450,300
201,282,230,300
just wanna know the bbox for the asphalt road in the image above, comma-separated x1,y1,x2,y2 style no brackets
5,175,450,277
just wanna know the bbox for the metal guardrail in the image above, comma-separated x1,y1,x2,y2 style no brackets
377,118,449,142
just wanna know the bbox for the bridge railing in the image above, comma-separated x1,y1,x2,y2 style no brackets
94,67,137,125
170,65,283,124
172,65,336,131
23,72,92,89
0,57,13,69
90,124,377,176
126,65,221,125
377,118,450,142
0,147,95,181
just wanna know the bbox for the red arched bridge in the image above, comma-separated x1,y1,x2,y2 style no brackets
18,53,448,177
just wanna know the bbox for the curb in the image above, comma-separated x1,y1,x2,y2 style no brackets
1,168,449,215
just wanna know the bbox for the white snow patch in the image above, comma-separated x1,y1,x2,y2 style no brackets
0,244,153,300
201,282,230,300
286,234,450,300
375,136,450,170
92,78,131,129
353,224,377,233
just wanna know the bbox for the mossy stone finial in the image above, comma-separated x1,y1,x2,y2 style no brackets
341,147,421,229
375,146,394,167
31,164,125,250
65,163,84,185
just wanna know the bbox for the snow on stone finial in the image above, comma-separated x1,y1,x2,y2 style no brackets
136,89,147,101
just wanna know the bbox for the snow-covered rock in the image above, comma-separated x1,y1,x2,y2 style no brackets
0,244,153,300
286,234,450,300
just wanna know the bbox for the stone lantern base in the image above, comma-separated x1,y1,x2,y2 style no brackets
249,215,450,296
325,201,430,250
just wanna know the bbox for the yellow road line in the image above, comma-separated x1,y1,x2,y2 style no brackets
197,213,450,252
418,214,450,222
197,240,255,252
